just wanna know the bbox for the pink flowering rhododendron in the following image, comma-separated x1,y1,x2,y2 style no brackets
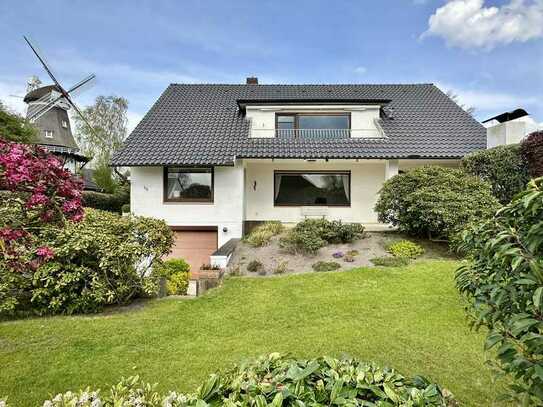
0,137,84,271
36,246,54,260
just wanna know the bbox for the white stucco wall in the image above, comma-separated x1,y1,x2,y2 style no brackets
244,160,386,224
245,105,382,138
130,158,462,242
130,164,244,247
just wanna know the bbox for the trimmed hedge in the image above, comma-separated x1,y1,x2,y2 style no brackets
521,130,543,177
462,144,530,204
82,188,129,213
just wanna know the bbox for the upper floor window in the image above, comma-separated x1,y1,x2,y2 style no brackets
44,130,54,138
275,113,350,138
164,167,213,203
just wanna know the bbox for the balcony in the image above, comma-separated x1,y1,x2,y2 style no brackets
249,128,383,139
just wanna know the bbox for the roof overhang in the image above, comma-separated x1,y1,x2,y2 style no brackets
236,98,391,112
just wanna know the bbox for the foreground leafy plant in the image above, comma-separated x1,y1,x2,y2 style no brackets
456,177,543,404
41,354,457,406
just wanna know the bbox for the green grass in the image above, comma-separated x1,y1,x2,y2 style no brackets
0,260,504,406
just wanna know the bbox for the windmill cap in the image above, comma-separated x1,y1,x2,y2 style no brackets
23,84,61,103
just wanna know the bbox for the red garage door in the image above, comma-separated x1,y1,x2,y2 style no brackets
167,228,218,273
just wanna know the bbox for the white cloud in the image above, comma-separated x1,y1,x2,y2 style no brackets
436,82,539,118
0,79,27,115
423,0,543,49
354,66,368,75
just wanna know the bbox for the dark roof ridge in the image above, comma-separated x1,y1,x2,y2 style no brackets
169,83,435,87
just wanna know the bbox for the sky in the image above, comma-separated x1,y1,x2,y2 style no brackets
0,0,541,132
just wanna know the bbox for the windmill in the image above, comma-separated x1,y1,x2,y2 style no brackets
22,36,102,190
23,36,98,129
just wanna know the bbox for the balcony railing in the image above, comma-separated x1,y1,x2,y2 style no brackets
249,128,383,139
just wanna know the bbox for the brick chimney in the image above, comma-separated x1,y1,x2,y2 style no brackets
246,77,258,85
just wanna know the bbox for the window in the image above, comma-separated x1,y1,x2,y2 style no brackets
61,120,68,128
44,130,53,138
164,167,213,202
274,171,350,206
275,113,350,138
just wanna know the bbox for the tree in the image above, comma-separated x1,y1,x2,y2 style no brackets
445,90,475,116
521,131,543,178
74,96,128,192
0,101,37,143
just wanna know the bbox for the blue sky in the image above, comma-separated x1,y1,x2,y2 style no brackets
0,0,541,130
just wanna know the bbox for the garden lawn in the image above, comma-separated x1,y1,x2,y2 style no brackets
1,260,505,406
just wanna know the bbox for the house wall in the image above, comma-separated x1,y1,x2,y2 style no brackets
244,160,386,224
129,158,462,244
244,158,461,225
130,164,244,247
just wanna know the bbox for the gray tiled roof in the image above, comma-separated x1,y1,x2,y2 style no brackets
111,84,486,166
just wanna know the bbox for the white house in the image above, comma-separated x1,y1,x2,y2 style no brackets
112,78,488,271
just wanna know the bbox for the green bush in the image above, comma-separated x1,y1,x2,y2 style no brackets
312,261,341,272
246,260,263,273
82,187,129,213
2,209,174,315
375,166,500,241
521,130,543,177
370,256,410,267
156,258,190,295
121,203,130,213
456,177,543,403
245,221,283,247
462,144,530,204
40,354,457,406
387,240,425,259
280,219,364,255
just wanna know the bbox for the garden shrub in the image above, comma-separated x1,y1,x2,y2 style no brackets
370,256,410,267
82,187,129,213
0,139,84,314
246,260,263,273
462,144,530,204
121,203,130,213
456,177,543,403
387,240,424,259
375,166,500,241
245,221,283,247
280,219,364,255
312,261,341,272
521,130,543,177
156,258,190,295
273,261,288,274
3,209,173,316
41,354,457,406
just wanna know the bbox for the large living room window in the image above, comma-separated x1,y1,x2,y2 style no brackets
164,167,213,202
274,171,350,206
275,113,350,138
